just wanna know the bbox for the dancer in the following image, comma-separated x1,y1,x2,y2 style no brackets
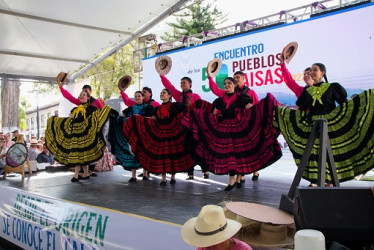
157,55,208,180
208,65,260,181
183,77,282,191
275,62,374,184
110,76,155,182
120,86,160,108
123,88,194,186
46,86,114,182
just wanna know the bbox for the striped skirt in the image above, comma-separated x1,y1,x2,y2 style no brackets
108,116,140,170
182,93,282,175
45,105,113,166
122,112,194,174
274,89,374,182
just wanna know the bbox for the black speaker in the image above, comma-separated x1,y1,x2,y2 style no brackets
294,187,374,245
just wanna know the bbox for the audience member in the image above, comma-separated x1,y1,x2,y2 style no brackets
0,138,7,175
11,129,19,142
28,139,39,161
36,144,54,165
4,133,14,149
181,205,252,250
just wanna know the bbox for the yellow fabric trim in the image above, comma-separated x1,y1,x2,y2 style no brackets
71,104,87,119
307,83,330,106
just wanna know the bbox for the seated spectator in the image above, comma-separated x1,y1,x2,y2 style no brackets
181,205,253,250
0,138,7,175
4,133,14,149
28,139,39,161
36,144,55,165
37,140,43,154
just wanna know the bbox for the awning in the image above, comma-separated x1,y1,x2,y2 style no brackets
0,0,188,82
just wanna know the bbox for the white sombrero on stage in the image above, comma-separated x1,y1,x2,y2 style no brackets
155,55,172,76
282,42,298,64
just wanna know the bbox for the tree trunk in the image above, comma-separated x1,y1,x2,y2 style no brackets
1,77,20,133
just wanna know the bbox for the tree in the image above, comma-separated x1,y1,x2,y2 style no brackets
1,78,20,133
84,42,139,100
19,97,31,130
161,0,227,41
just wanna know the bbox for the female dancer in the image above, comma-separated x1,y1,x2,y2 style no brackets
209,71,260,181
160,74,210,180
123,88,194,186
46,89,114,182
109,90,154,182
275,63,374,184
183,77,282,191
120,86,160,108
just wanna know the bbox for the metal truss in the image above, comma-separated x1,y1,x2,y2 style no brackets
133,0,371,72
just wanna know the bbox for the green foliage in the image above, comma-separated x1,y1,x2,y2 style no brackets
84,42,138,100
161,0,227,41
19,97,31,130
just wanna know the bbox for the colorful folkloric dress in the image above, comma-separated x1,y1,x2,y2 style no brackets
45,103,114,166
108,103,154,171
123,101,194,174
182,92,282,175
275,82,374,182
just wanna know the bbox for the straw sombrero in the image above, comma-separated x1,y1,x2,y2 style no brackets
56,72,68,87
226,202,294,247
282,42,298,64
181,205,242,248
155,55,172,76
118,75,132,91
206,58,222,78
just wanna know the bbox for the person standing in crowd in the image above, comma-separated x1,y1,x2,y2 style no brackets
11,129,19,142
0,138,8,175
36,144,55,165
123,88,194,186
28,139,39,161
4,133,14,149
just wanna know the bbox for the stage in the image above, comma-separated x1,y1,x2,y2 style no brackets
0,153,372,249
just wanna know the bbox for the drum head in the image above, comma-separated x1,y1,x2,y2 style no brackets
6,143,28,167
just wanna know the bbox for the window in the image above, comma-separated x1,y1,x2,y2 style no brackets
26,118,30,131
41,114,45,128
31,117,34,130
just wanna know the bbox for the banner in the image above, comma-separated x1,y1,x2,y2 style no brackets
142,3,374,104
0,186,191,250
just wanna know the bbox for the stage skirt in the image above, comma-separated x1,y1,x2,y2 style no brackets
274,89,374,182
189,99,214,113
122,112,195,174
182,93,282,175
108,116,140,170
45,105,113,166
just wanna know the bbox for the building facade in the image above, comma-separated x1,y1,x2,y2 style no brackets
25,101,59,142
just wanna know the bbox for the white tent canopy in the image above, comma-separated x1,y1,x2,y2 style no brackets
0,0,187,82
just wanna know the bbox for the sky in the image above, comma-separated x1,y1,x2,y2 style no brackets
22,0,317,108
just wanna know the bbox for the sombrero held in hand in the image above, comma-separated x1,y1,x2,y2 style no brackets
206,58,222,78
118,75,132,91
282,42,298,64
155,55,172,76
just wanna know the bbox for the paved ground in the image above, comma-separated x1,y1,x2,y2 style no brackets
1,151,372,226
